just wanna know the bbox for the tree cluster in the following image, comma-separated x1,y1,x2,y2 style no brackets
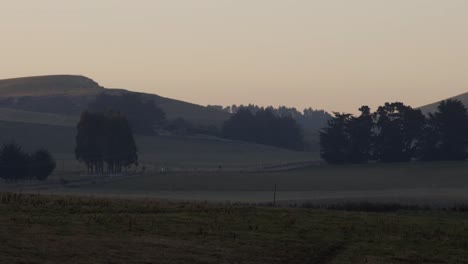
88,92,165,135
320,100,468,164
209,104,331,131
221,108,305,150
75,111,138,174
0,143,56,181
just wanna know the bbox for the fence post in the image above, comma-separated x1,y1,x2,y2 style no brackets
273,183,277,207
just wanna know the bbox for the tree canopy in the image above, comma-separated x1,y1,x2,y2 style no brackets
210,104,331,131
373,103,425,162
221,108,305,150
320,100,468,164
420,99,468,161
75,111,138,174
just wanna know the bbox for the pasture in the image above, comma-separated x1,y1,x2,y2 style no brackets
5,161,468,207
1,192,468,263
0,120,314,172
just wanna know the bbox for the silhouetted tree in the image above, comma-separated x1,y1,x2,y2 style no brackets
75,111,104,173
0,143,55,181
0,143,30,181
347,106,373,163
104,112,138,173
320,103,428,164
418,115,441,161
211,104,331,131
75,111,138,174
420,99,468,161
221,108,304,150
373,102,425,162
222,109,257,143
320,113,353,164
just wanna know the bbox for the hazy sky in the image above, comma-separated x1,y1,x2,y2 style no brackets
1,0,468,113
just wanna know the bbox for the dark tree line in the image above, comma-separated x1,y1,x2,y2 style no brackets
320,100,468,164
88,92,166,135
221,108,305,150
209,104,331,131
0,143,56,181
75,111,138,174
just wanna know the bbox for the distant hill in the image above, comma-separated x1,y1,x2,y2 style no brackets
0,75,103,97
418,92,468,114
0,75,230,126
0,75,316,169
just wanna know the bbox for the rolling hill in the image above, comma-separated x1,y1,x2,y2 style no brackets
0,75,230,126
0,75,316,170
0,75,103,97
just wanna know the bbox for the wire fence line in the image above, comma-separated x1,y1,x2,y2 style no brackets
51,157,323,175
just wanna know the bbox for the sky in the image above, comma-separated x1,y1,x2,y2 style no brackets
1,0,468,113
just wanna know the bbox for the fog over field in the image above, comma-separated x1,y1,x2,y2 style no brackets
4,162,468,208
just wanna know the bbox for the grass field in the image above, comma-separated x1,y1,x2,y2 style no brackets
87,161,468,191
1,192,468,263
0,120,314,172
29,161,468,207
2,161,466,207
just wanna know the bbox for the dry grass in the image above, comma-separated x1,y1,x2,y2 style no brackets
1,192,468,263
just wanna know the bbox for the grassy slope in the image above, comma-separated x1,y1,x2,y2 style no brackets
0,75,231,127
0,75,314,168
1,192,467,264
0,75,323,142
0,108,78,127
0,75,103,97
0,121,313,170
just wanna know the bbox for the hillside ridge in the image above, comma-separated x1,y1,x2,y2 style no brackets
0,74,231,127
0,75,103,97
418,91,468,113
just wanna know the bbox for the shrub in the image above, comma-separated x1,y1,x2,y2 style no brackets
0,143,56,182
0,143,30,181
30,149,56,181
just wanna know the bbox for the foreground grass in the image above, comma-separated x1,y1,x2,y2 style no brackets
1,193,468,263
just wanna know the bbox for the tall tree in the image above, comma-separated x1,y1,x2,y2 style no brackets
420,99,468,161
347,106,373,163
104,112,138,173
75,111,103,173
75,111,138,174
221,108,256,143
418,115,441,161
373,102,425,162
320,112,353,164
